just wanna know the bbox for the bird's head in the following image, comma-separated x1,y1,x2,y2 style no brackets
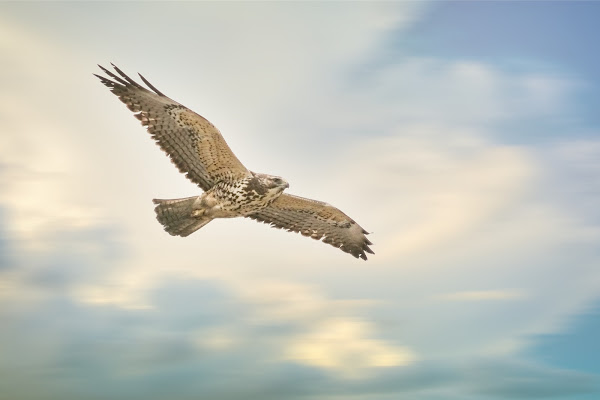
248,172,289,199
263,174,289,194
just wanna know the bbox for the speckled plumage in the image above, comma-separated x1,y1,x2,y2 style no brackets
95,64,374,260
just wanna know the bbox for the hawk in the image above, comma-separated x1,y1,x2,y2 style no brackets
95,64,374,260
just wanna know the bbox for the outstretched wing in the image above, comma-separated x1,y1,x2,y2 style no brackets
95,64,249,191
247,194,374,260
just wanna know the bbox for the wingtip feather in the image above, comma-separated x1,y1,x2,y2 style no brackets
139,73,166,97
110,63,145,90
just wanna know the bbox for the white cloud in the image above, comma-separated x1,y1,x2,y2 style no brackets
73,278,155,310
285,318,415,376
439,290,525,301
328,127,537,261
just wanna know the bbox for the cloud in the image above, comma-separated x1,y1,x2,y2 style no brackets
465,360,599,399
440,290,525,301
539,139,600,227
0,267,426,399
228,280,415,376
4,257,597,400
328,128,537,261
285,318,414,375
274,58,577,150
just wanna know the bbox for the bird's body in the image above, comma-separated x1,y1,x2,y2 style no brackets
153,172,288,236
95,64,374,260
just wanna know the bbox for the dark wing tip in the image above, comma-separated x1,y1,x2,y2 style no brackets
358,227,374,260
139,73,166,97
95,63,166,97
347,235,374,261
110,63,146,90
357,246,374,261
96,63,129,86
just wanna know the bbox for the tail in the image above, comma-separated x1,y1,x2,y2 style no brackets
152,197,211,237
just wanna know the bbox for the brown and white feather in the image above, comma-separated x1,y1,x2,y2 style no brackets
95,64,249,191
247,194,374,260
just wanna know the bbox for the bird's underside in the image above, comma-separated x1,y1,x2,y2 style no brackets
95,64,374,260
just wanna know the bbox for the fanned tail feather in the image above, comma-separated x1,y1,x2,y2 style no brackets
152,197,211,237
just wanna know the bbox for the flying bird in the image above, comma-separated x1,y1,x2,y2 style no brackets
95,64,374,260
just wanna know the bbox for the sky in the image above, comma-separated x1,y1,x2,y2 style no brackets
1,1,600,399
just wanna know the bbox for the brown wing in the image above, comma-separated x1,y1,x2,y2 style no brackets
95,64,249,191
247,193,374,260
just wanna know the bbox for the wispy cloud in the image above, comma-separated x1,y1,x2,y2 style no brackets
439,290,525,301
285,317,415,376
